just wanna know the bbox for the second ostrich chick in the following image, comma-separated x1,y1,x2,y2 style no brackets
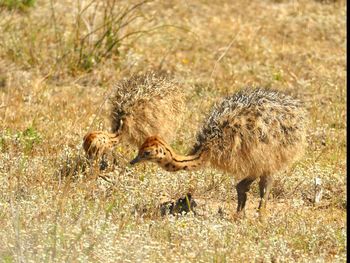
83,70,185,159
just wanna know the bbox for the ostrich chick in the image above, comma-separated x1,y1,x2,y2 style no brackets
83,70,185,159
130,88,308,218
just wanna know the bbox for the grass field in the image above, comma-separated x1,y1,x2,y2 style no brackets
0,0,346,262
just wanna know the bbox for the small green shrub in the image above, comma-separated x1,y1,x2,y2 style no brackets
0,0,35,11
15,126,42,154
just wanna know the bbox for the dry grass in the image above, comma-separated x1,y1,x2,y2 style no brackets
0,0,346,262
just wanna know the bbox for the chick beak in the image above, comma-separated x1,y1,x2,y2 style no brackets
130,155,142,165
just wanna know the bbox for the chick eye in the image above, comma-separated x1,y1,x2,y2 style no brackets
143,151,151,156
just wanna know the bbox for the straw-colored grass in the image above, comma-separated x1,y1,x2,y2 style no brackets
0,0,346,262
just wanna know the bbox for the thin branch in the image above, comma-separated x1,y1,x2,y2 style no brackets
49,0,63,63
209,31,240,82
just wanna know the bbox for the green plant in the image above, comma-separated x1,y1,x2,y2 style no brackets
0,0,162,74
0,0,35,11
16,126,42,154
72,0,165,71
57,0,159,72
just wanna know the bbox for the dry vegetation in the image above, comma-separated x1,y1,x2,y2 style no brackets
0,0,346,262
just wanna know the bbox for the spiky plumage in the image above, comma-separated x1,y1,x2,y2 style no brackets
109,70,184,146
83,70,184,158
191,87,308,178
